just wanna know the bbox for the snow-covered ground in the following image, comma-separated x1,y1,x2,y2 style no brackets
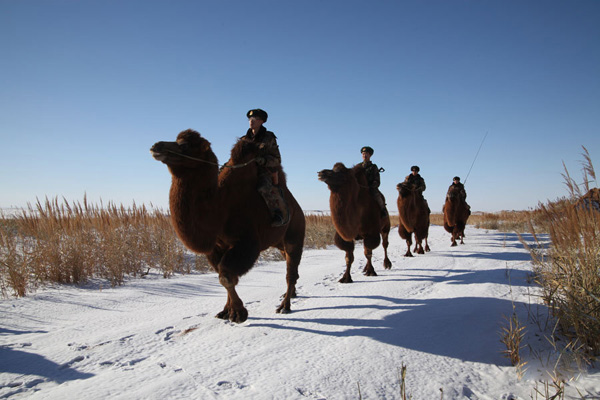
1,225,599,399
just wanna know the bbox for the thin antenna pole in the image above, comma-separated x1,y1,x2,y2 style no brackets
464,131,488,185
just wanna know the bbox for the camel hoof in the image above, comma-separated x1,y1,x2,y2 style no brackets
276,306,291,314
451,242,457,247
425,246,431,252
229,309,248,323
216,307,248,323
404,252,414,257
339,275,353,284
215,310,229,320
363,269,378,277
384,259,392,270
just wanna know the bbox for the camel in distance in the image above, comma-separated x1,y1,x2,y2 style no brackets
150,129,306,323
318,162,392,283
396,182,431,257
443,185,471,246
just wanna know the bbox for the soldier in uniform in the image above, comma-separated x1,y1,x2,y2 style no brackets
402,165,426,193
360,146,387,217
240,108,287,227
447,176,467,201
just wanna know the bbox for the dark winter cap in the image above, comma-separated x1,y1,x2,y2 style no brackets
361,146,374,155
247,109,268,122
411,165,420,172
453,176,461,181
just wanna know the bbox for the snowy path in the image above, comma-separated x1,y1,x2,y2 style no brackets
1,225,599,399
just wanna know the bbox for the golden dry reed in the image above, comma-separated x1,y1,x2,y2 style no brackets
0,196,207,297
524,146,600,356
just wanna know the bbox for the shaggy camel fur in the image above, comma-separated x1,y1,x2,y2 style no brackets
443,185,471,246
151,129,305,323
318,163,392,283
396,182,431,257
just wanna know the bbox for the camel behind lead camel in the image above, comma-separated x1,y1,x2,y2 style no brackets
318,162,392,283
150,129,305,323
443,185,471,246
396,182,431,257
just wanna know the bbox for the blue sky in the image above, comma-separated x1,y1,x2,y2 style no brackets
1,0,599,213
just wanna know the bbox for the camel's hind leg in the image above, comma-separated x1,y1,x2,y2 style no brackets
381,230,392,270
277,205,305,314
277,243,302,314
415,239,425,255
334,232,354,283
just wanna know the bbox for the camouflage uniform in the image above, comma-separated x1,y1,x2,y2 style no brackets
447,182,467,201
240,125,288,226
361,160,387,217
403,173,426,193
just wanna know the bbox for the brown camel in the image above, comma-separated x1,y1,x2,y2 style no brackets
150,129,305,323
443,185,471,246
575,188,600,212
318,163,392,283
396,182,431,257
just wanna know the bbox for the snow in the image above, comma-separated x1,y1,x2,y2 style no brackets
1,225,599,399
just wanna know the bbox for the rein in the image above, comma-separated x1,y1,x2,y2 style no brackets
166,150,257,169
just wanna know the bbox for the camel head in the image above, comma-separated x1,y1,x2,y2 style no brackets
318,162,354,191
150,129,218,170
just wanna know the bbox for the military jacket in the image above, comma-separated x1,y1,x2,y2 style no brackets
361,161,380,189
241,126,281,172
404,173,426,192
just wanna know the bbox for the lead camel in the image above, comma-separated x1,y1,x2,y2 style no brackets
151,129,305,323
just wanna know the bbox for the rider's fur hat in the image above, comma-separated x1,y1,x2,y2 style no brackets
247,109,268,122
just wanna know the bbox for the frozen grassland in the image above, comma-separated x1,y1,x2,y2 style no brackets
1,225,599,399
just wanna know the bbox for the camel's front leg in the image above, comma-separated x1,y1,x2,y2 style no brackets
414,237,425,255
216,274,248,323
335,233,354,283
451,229,459,247
362,247,377,276
404,239,414,257
340,250,354,283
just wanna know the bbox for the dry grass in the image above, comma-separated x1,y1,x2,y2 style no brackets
0,196,209,297
303,214,337,249
523,147,600,357
500,313,527,368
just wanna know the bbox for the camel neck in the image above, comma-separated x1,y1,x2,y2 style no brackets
169,170,221,254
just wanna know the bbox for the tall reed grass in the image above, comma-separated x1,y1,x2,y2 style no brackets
524,147,600,356
0,196,207,297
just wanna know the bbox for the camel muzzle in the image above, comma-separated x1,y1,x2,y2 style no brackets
150,142,172,162
317,169,332,182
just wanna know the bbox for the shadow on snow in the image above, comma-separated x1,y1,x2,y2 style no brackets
249,295,540,365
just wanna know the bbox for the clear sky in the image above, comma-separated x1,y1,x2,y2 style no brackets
1,0,599,213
